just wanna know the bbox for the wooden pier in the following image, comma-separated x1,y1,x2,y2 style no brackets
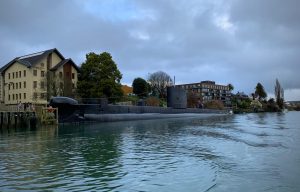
0,111,37,129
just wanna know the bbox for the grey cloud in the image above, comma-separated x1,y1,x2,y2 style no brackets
0,0,299,100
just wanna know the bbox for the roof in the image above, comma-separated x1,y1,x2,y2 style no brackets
176,81,228,87
50,58,80,72
0,48,65,74
0,58,18,73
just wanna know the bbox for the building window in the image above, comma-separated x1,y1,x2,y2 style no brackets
12,83,14,89
41,71,45,77
16,72,18,78
40,93,46,99
8,94,10,101
24,93,26,99
8,84,10,90
33,81,37,89
41,81,45,89
24,81,26,88
33,93,37,99
19,82,21,89
33,70,37,76
16,83,18,89
19,71,21,78
16,94,18,100
13,94,14,100
13,73,14,79
59,72,63,78
19,93,21,100
72,73,75,79
24,70,26,77
8,73,10,79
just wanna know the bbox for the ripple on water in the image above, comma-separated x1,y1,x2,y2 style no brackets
1,113,299,191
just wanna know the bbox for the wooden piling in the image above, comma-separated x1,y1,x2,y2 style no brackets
0,111,37,129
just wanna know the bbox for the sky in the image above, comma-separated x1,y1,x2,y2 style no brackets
0,0,299,101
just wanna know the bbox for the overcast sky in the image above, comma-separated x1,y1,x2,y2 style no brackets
0,0,299,100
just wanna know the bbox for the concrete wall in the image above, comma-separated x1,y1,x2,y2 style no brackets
0,74,3,103
71,65,78,90
3,59,50,104
4,62,32,104
51,52,62,69
53,61,78,97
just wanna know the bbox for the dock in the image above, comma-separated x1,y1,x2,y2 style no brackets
0,111,37,129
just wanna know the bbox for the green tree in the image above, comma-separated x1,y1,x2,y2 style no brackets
132,77,149,98
77,52,123,101
255,83,267,101
228,83,234,91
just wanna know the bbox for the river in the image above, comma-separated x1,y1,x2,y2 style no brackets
0,112,300,191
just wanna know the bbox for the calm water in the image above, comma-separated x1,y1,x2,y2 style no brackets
0,112,300,191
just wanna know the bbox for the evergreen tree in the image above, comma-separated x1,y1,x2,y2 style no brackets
255,83,267,100
275,79,284,109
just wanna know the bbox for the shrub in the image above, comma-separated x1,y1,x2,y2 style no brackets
145,97,160,106
204,100,224,110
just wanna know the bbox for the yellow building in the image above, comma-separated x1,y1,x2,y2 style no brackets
0,48,79,105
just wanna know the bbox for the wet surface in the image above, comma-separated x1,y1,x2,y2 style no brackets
0,112,300,191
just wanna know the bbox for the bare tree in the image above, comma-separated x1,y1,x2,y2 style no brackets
275,78,284,109
148,71,173,98
46,71,63,100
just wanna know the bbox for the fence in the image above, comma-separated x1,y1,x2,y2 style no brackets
40,107,58,125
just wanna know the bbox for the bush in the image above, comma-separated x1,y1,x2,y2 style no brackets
204,100,224,110
159,99,167,107
145,97,160,106
263,102,280,112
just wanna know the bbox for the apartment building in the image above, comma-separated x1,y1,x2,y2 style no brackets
0,74,3,103
0,48,79,105
176,81,232,106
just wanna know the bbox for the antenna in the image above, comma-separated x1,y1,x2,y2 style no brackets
174,76,175,87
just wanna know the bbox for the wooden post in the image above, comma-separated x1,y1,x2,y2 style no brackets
0,112,3,129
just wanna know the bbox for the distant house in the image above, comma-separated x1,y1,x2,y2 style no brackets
233,92,250,101
0,48,79,105
176,80,232,106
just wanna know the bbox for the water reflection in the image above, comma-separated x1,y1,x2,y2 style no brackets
1,112,300,191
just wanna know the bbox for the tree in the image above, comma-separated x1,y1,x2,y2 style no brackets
187,90,199,108
46,71,63,100
132,77,149,98
228,83,234,91
77,52,123,101
275,78,284,109
255,83,267,101
148,71,173,98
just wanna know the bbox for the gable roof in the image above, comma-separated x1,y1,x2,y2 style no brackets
50,58,80,72
0,48,65,74
0,58,18,74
